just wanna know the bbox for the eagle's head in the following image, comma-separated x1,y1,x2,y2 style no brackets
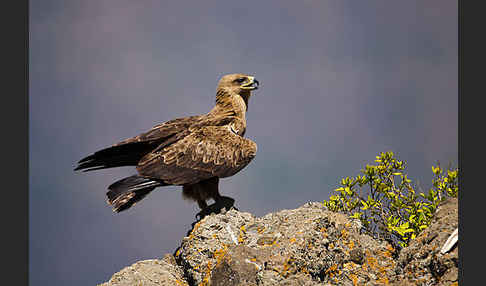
216,73,260,108
217,73,259,94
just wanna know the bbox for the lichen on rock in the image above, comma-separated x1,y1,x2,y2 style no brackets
100,199,458,285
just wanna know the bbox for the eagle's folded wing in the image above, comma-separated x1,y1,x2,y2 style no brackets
114,115,204,146
75,115,203,171
137,125,257,185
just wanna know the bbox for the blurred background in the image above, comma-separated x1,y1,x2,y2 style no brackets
30,1,457,285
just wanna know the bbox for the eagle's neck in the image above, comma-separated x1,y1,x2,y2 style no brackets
212,89,249,119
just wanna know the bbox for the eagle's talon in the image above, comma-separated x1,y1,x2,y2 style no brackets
195,196,235,220
195,210,209,220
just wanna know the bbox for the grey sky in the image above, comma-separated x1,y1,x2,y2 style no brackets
30,1,457,285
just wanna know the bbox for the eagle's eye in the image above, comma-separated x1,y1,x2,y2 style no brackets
234,77,247,84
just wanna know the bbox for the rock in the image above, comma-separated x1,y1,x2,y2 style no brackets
98,254,188,286
175,202,397,285
391,198,458,286
100,198,458,285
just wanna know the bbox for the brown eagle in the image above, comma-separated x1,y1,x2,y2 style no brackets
75,73,260,218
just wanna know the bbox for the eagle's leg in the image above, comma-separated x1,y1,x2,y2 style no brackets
196,195,235,220
194,177,236,219
197,199,208,210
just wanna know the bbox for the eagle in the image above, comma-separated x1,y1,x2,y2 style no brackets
75,73,260,218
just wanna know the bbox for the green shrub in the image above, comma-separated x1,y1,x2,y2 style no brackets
323,151,458,249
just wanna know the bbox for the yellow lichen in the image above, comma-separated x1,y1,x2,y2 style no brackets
365,250,378,270
381,244,395,258
188,220,203,241
343,262,357,270
347,240,355,250
340,228,349,239
213,244,229,265
376,276,389,285
307,241,314,249
199,261,212,286
361,249,394,284
280,257,296,278
320,227,329,239
199,244,229,286
238,226,246,244
175,279,188,286
325,264,339,278
349,273,359,286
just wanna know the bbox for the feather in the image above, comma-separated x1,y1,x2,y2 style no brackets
106,175,169,212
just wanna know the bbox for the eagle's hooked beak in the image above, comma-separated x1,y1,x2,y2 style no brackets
241,76,260,90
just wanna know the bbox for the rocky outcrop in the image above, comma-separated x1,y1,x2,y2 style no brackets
391,198,458,286
100,199,458,285
98,255,188,286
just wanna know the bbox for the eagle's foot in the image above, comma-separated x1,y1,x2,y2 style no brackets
195,196,235,220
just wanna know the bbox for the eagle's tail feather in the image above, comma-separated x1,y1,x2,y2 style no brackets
106,175,169,212
74,141,159,172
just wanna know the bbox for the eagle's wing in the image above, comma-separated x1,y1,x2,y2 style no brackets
137,125,257,185
114,115,203,146
75,115,203,171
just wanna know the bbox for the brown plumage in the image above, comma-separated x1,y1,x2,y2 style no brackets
75,73,260,216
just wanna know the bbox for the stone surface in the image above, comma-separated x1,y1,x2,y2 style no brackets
98,254,188,286
175,202,397,285
390,198,458,286
100,199,458,285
